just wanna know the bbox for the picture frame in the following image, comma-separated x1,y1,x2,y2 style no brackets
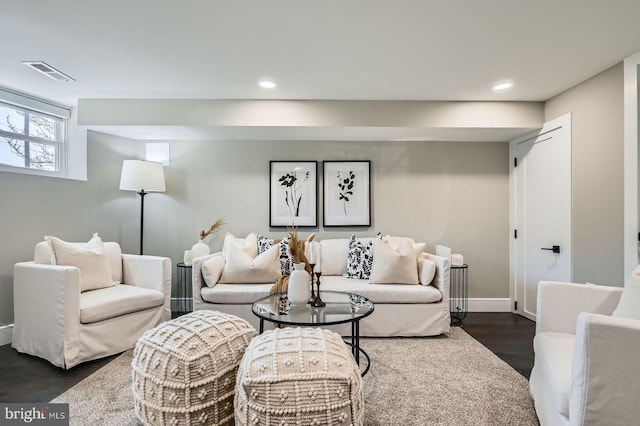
323,161,371,227
270,161,318,227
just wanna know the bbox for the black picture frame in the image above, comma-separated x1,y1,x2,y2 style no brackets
323,160,371,227
269,161,318,227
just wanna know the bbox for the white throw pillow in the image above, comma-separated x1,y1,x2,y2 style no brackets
221,232,258,259
383,235,425,258
201,255,226,288
417,256,437,286
219,244,281,283
369,239,419,285
45,233,115,292
612,264,640,320
320,239,350,276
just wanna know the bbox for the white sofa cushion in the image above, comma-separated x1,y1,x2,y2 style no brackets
201,283,275,304
219,244,281,284
369,238,419,284
201,254,225,287
320,276,441,304
532,332,575,418
613,264,640,320
45,234,115,292
79,284,164,324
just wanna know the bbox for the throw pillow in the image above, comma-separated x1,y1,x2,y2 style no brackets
221,232,258,259
278,236,294,276
417,255,437,286
45,233,115,292
383,235,425,258
219,244,281,283
344,233,382,279
201,254,226,288
257,234,275,254
612,264,640,320
369,238,419,284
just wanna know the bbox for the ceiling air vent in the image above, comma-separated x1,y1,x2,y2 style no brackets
22,61,75,82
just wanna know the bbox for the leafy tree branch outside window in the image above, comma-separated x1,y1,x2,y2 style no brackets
0,101,64,171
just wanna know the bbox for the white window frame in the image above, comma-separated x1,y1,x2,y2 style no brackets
0,88,74,179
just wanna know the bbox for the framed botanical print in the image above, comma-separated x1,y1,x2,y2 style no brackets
323,161,371,226
269,161,318,227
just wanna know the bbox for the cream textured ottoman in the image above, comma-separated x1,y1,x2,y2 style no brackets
132,310,257,425
235,327,364,426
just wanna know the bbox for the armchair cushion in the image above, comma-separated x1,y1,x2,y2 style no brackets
612,265,640,320
532,332,575,417
79,284,164,324
35,238,123,283
45,234,115,292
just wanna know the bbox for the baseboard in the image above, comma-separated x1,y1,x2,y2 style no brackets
0,324,14,346
466,298,512,312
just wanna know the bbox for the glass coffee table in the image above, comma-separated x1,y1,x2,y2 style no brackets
252,290,375,376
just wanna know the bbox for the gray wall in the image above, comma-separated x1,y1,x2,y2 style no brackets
0,135,509,323
545,62,625,285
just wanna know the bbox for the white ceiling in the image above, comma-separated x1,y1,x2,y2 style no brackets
2,0,640,141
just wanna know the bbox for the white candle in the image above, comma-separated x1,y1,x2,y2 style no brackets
316,243,322,270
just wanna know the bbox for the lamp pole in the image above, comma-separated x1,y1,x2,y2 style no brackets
138,189,147,255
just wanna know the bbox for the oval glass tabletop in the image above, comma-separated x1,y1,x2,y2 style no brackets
252,290,374,326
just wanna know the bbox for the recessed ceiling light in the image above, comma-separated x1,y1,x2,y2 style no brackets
492,80,514,92
258,80,277,89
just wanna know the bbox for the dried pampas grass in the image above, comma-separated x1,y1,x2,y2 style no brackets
199,218,226,240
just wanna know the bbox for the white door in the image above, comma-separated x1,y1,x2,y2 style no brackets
510,113,572,321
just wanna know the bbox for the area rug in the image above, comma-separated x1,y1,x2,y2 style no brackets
51,327,538,425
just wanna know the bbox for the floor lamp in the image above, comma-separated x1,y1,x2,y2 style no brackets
119,160,166,255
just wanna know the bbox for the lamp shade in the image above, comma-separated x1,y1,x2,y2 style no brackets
119,160,166,192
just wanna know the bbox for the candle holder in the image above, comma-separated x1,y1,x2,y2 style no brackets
309,263,318,304
311,271,325,307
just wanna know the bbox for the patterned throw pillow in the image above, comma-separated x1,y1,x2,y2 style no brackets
344,233,381,279
257,234,275,254
257,234,293,275
278,236,294,276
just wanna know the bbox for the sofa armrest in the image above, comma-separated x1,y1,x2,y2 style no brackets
570,312,640,425
420,253,450,301
192,252,222,307
12,262,81,368
536,281,622,334
121,254,171,321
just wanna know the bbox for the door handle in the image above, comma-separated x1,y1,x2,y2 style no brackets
541,245,560,254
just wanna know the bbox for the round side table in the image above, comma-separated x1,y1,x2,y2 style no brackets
450,264,468,325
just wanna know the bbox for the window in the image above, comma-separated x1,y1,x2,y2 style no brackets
0,101,66,172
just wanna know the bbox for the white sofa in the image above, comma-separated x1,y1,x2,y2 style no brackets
530,280,640,426
192,237,451,336
13,240,171,369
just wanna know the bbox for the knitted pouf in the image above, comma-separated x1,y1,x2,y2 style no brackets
235,327,364,426
132,310,257,426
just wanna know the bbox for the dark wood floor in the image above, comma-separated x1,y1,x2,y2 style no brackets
0,312,535,403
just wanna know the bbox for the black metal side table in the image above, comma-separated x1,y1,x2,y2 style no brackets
176,262,193,315
450,264,468,325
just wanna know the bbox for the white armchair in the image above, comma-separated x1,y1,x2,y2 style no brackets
12,241,171,369
530,280,640,426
